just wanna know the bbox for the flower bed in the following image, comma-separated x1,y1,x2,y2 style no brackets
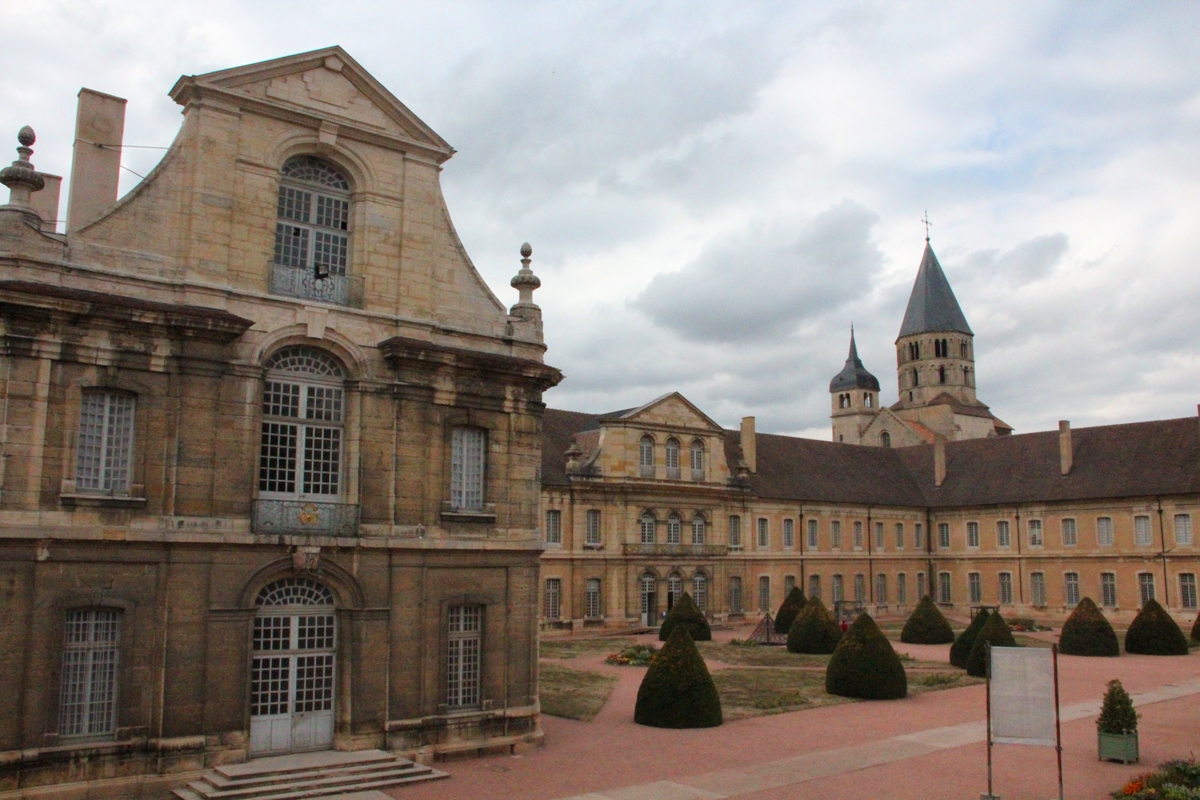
605,644,658,666
1005,616,1052,632
1112,759,1200,799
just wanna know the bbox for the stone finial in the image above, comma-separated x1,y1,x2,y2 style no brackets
1,126,46,210
510,242,541,304
565,440,582,474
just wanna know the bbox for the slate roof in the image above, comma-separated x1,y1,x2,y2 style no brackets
897,243,973,338
829,330,881,392
542,408,1200,507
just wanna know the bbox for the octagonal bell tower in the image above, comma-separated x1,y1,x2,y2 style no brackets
830,328,881,444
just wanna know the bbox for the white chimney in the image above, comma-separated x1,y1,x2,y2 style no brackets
66,88,126,232
740,416,756,473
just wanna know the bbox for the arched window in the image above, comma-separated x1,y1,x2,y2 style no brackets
690,440,704,479
641,574,656,618
639,435,655,477
880,431,891,448
272,156,353,305
666,513,682,544
691,513,706,545
259,347,346,511
912,369,919,387
864,393,873,408
939,365,946,384
665,438,681,479
256,577,335,607
692,574,708,611
640,512,656,544
585,579,602,618
667,574,683,608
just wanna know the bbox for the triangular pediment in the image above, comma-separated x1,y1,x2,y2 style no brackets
170,46,453,160
613,392,724,432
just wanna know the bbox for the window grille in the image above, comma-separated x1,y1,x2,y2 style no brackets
853,521,864,550
692,575,707,611
1031,572,1046,607
585,579,601,618
544,579,561,619
897,573,907,604
854,574,865,604
938,572,952,604
967,522,979,548
446,605,482,708
1101,573,1117,607
450,428,485,510
1097,517,1114,546
666,514,681,545
1029,519,1043,547
831,520,842,548
641,575,655,615
585,510,602,545
1062,518,1078,546
639,436,654,477
1138,573,1155,606
783,519,794,548
668,575,683,608
999,572,1013,605
874,522,884,550
729,577,742,613
665,439,681,479
259,348,345,500
937,523,950,549
876,573,887,604
545,509,562,544
1135,515,1152,546
1064,572,1079,606
914,524,923,549
728,515,741,547
808,574,821,601
690,440,704,479
58,609,120,737
273,156,352,304
1175,514,1193,546
640,513,656,544
758,576,770,612
75,392,135,494
808,519,819,549
1180,574,1197,610
756,518,768,548
968,572,982,604
691,515,706,545
256,578,335,607
996,521,1010,548
832,574,844,603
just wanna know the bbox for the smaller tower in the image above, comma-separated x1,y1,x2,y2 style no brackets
830,328,881,444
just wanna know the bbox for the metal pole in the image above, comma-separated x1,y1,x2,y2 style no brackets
986,642,994,799
1053,644,1064,800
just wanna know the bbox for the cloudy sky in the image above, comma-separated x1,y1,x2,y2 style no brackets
3,1,1199,439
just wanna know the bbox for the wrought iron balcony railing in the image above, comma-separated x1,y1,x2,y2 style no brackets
270,263,364,308
252,499,360,537
622,543,728,557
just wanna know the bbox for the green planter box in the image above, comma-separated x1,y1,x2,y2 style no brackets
1098,731,1139,764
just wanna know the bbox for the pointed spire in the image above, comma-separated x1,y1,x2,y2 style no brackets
897,242,972,338
830,326,880,392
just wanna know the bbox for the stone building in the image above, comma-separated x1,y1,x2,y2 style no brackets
0,47,559,794
539,245,1200,633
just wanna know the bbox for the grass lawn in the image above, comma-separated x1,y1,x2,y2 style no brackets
538,662,619,721
540,636,640,660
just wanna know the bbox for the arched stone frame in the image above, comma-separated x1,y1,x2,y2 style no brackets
690,510,708,545
690,568,711,613
638,433,656,470
689,438,705,478
638,508,658,544
664,437,681,478
665,511,683,545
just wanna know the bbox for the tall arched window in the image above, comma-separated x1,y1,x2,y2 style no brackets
691,513,706,545
666,513,682,545
667,574,683,608
272,156,353,305
258,347,346,514
692,573,708,611
690,440,704,479
640,512,656,544
939,365,946,383
639,435,655,477
880,431,891,448
665,438,681,479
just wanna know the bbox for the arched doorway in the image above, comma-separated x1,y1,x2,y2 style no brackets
250,577,336,755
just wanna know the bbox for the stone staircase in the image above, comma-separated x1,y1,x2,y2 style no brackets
173,749,448,800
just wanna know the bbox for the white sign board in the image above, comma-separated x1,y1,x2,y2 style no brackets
989,646,1056,746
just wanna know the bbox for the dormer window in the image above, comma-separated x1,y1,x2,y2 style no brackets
272,156,355,306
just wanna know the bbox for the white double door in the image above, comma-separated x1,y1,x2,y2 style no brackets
250,611,336,755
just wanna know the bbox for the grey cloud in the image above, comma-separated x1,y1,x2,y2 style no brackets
960,233,1069,284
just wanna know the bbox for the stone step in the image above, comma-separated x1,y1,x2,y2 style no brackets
215,750,396,781
175,771,446,800
204,758,424,790
187,763,438,799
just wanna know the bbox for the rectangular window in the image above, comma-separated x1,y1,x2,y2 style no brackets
968,572,982,604
914,523,923,550
784,575,796,595
585,579,601,619
450,427,485,510
585,510,602,546
967,521,979,548
897,573,907,604
447,605,482,708
832,574,844,603
1176,514,1193,546
693,576,708,611
729,515,741,548
1064,572,1080,606
1101,573,1117,607
874,522,885,550
938,572,952,604
1031,572,1046,607
938,523,951,549
1062,518,1078,547
809,574,821,602
1138,573,1155,606
876,573,888,604
917,572,926,600
1135,515,1152,546
783,519,795,549
895,522,905,549
854,574,865,604
853,521,864,550
59,609,120,737
808,519,819,549
758,576,770,612
831,520,842,548
544,509,562,544
996,520,1011,548
729,577,742,613
1181,574,1197,610
999,572,1013,605
757,518,769,548
1097,517,1114,547
76,392,135,494
1029,519,1043,547
544,579,561,619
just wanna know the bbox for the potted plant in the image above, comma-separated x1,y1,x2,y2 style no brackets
1096,679,1139,763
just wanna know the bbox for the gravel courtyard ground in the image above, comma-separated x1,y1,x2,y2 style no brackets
389,625,1200,800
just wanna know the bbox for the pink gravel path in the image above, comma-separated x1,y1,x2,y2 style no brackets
388,629,1200,800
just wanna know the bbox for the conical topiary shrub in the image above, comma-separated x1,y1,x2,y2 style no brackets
1096,679,1138,735
786,596,843,654
634,626,722,728
659,591,712,642
774,586,808,635
825,613,908,700
1192,613,1200,643
965,613,1017,677
950,608,991,668
1059,597,1119,657
900,596,955,644
1124,599,1189,655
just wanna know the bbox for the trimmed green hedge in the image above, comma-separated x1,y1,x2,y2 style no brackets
774,587,808,635
1125,599,1189,656
825,613,908,700
659,592,712,642
1096,678,1137,735
900,596,955,644
965,613,1017,677
1191,612,1200,643
634,626,723,728
949,608,991,668
1058,597,1119,657
786,596,842,654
